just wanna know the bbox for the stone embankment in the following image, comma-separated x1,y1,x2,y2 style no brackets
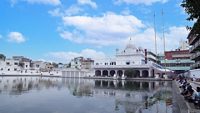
173,81,200,113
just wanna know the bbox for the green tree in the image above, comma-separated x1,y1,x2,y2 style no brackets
181,0,200,34
52,62,58,68
0,54,6,61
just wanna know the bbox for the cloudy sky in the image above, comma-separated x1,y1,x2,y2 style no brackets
0,0,191,63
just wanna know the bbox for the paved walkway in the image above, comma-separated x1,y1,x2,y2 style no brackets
173,81,188,113
173,80,200,113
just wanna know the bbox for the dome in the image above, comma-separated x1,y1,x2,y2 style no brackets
125,43,137,50
125,37,137,50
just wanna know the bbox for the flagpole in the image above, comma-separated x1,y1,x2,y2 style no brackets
162,9,167,77
154,11,157,56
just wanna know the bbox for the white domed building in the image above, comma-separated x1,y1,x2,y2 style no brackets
94,40,170,79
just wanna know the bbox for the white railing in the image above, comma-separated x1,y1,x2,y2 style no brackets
93,64,151,69
191,52,200,60
190,38,200,53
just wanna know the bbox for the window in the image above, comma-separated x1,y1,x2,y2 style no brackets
14,62,18,65
8,69,10,71
36,65,39,68
1,68,3,71
26,65,28,68
126,62,130,65
14,68,17,71
6,62,10,65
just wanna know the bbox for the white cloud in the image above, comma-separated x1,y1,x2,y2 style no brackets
48,49,106,63
48,5,83,17
129,26,189,53
57,11,189,54
7,32,26,43
115,0,168,5
65,5,83,16
50,26,189,63
48,8,63,17
60,12,144,46
78,0,97,9
165,26,189,51
11,0,61,6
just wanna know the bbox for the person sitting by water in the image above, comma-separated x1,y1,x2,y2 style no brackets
179,76,185,82
184,85,194,102
181,83,192,96
179,80,187,92
193,87,200,106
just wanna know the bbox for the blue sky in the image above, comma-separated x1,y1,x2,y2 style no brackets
0,0,191,63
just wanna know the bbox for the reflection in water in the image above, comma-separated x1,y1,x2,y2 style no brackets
0,77,173,113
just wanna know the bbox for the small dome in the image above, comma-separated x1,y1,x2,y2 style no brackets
125,43,137,50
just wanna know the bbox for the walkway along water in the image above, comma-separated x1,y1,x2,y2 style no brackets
172,81,200,113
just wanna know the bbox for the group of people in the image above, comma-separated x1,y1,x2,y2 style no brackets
178,78,200,107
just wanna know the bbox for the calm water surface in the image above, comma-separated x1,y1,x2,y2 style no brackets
0,77,173,113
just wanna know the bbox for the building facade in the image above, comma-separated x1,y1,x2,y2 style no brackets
146,50,159,63
188,31,200,69
161,49,194,74
13,56,32,70
94,41,168,79
69,57,94,70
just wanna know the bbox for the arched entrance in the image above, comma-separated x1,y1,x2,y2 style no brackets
110,70,115,77
125,69,140,78
103,70,108,76
95,70,101,76
151,69,155,78
117,70,123,77
142,70,148,78
135,70,140,77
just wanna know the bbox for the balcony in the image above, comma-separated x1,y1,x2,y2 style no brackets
191,52,200,60
191,53,196,60
189,38,200,53
191,61,200,69
188,34,199,45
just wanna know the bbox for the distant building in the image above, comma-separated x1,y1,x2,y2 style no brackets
45,63,54,71
81,58,94,70
0,56,32,73
69,57,94,70
188,30,200,69
157,54,164,63
12,56,31,70
161,49,194,74
146,50,158,63
3,59,21,72
31,61,53,72
93,40,168,79
58,63,64,69
70,57,83,69
165,50,190,60
178,40,189,50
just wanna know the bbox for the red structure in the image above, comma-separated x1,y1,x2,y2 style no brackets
165,50,190,60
